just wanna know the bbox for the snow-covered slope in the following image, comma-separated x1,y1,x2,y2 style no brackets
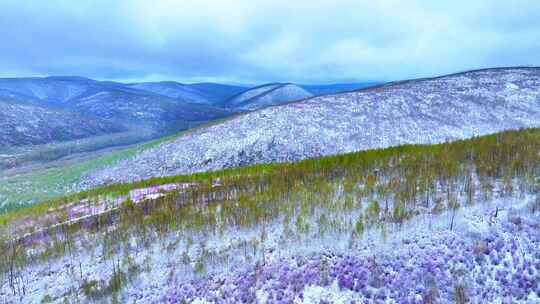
83,67,540,186
69,88,232,129
129,81,209,104
0,98,122,146
224,83,314,110
128,81,246,105
0,77,234,148
0,77,232,124
0,76,123,105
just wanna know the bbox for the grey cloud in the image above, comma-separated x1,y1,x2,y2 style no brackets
0,0,539,84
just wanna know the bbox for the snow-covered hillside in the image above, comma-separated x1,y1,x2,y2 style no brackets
0,76,101,105
224,83,313,110
2,126,538,303
128,82,246,105
83,67,540,186
0,77,233,148
2,189,538,303
0,98,122,146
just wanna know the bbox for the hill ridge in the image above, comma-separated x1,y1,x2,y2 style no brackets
82,67,540,187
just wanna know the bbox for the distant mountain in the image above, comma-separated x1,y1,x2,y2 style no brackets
223,83,313,110
302,82,380,95
0,76,387,154
0,76,389,169
0,77,233,149
0,76,125,105
0,96,122,146
83,67,540,186
128,81,377,110
69,87,232,129
188,83,248,102
127,81,246,105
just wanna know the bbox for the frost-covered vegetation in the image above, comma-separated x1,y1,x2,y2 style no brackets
161,210,540,303
0,128,539,303
83,67,540,187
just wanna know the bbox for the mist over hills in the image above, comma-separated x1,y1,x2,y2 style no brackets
127,81,377,109
82,67,540,186
219,82,380,110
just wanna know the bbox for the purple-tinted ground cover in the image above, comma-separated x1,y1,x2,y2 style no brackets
162,215,539,303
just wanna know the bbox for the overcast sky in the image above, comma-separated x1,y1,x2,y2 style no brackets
1,0,539,84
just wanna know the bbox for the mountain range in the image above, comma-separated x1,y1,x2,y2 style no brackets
0,77,375,149
126,81,247,105
222,83,314,110
0,77,233,146
82,67,540,187
0,96,122,147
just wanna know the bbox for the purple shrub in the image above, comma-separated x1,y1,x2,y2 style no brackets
159,216,539,303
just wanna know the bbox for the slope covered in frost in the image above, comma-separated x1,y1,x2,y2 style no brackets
162,210,540,303
128,81,246,105
83,67,540,186
0,98,122,146
2,128,538,303
0,77,234,148
224,83,313,110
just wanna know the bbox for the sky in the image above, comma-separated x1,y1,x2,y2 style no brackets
1,0,539,84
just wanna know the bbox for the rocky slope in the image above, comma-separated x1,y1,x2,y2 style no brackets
223,83,314,110
83,67,540,186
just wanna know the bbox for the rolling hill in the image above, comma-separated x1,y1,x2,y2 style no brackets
222,83,314,110
0,77,234,146
82,67,540,186
0,77,236,171
127,81,246,105
0,76,374,154
2,68,540,304
0,97,122,147
0,76,233,127
69,87,232,129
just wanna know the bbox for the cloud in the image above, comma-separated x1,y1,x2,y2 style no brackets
0,0,539,83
